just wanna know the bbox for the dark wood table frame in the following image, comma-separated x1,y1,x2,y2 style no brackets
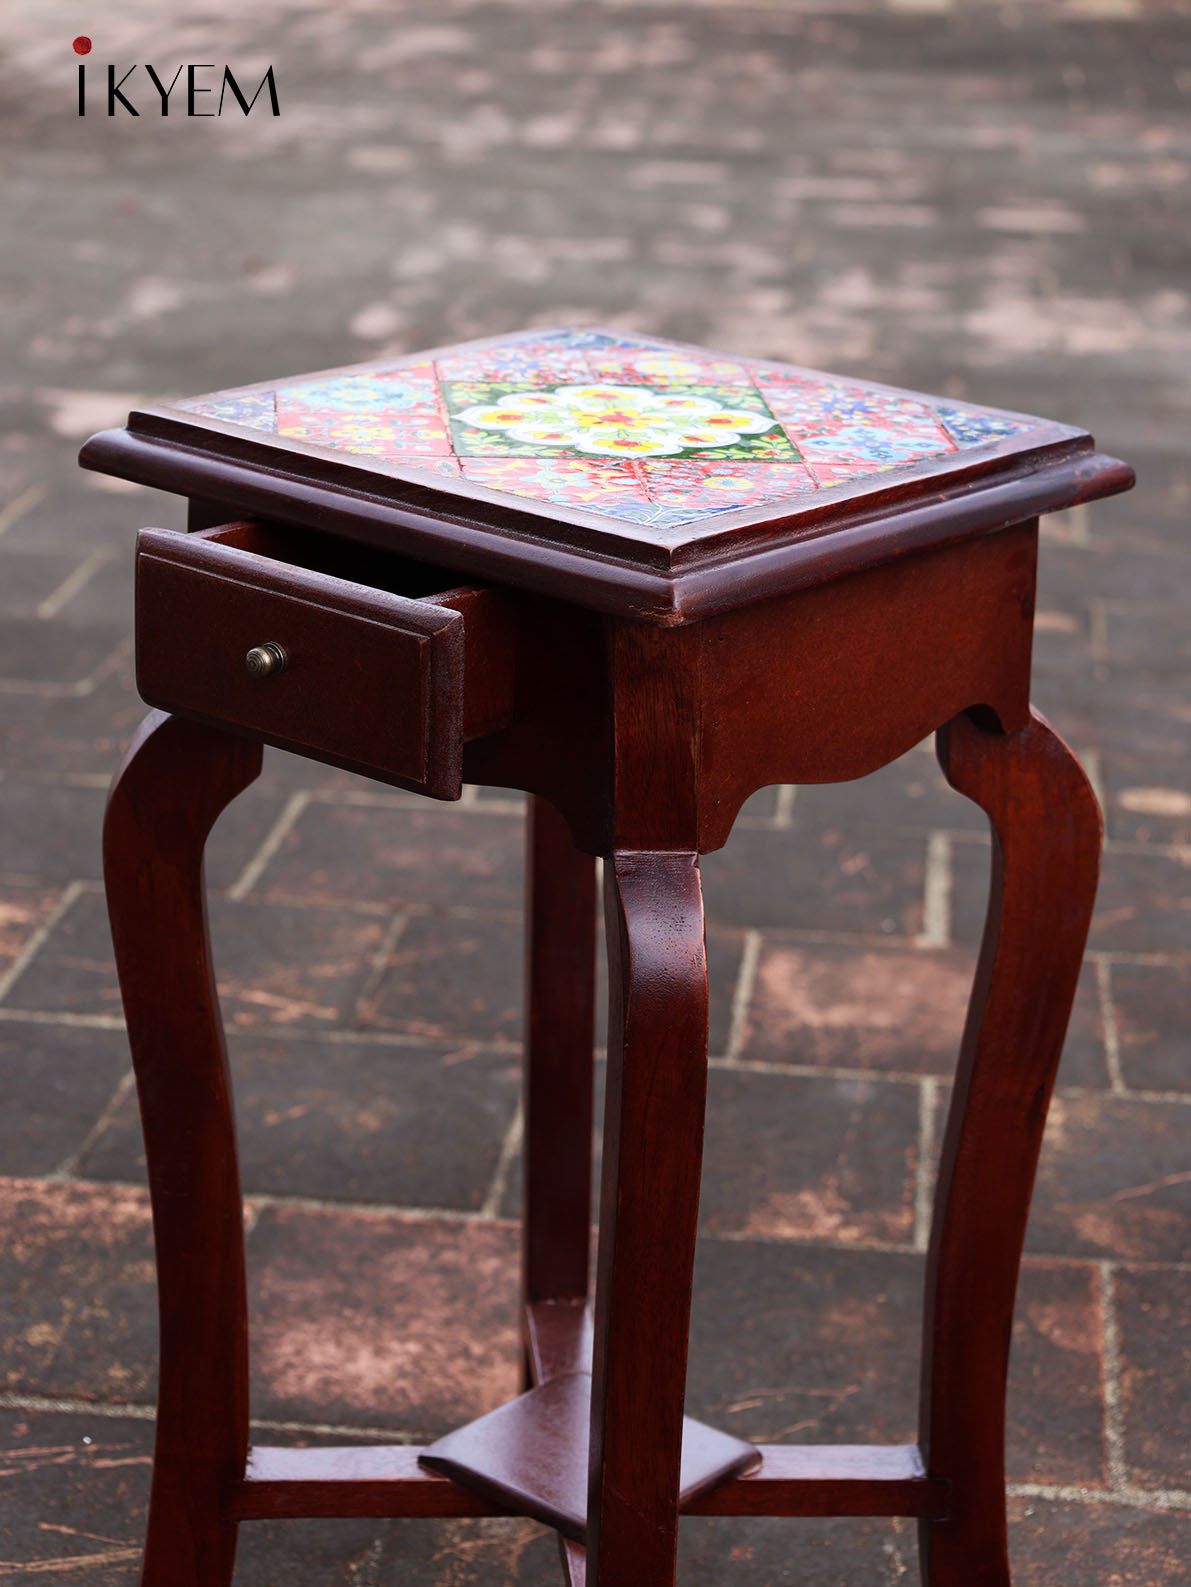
87,342,1130,1586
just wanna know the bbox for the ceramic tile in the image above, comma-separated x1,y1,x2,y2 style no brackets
175,327,1038,533
436,338,595,384
459,456,644,511
639,458,818,511
935,403,1031,447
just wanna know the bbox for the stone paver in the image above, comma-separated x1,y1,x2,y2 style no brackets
80,1034,522,1211
1,1,1188,1581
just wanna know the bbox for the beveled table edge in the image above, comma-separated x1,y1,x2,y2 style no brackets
79,425,1133,625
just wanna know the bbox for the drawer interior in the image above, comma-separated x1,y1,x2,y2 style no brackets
193,518,475,606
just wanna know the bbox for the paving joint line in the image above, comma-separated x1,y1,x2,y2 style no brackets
1,1001,1184,1105
11,1170,1191,1272
0,1392,427,1444
36,546,113,622
50,1069,135,1181
0,634,132,699
0,1008,127,1030
915,830,953,949
0,484,47,539
242,1023,514,1056
1098,1258,1132,1497
709,1054,937,1086
772,783,797,829
0,879,89,1006
1007,1480,1191,1513
480,1099,524,1219
350,911,412,1025
223,889,523,925
246,1189,517,1226
1092,953,1126,1094
720,928,761,1065
226,790,310,900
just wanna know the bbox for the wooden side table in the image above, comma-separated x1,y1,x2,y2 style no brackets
82,328,1133,1587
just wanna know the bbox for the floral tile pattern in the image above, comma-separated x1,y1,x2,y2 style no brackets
180,328,1035,534
449,383,792,460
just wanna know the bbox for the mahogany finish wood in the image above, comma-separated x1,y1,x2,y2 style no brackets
587,853,710,1585
135,522,514,800
522,797,597,1319
232,1446,510,1523
918,709,1102,1585
526,1302,596,1587
103,711,262,1587
90,338,1130,1587
526,1299,596,1386
687,1445,948,1520
420,1373,759,1544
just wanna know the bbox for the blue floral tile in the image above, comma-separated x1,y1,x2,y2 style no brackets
936,405,1031,447
188,391,276,430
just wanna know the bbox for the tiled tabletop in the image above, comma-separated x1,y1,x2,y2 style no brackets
170,327,1053,541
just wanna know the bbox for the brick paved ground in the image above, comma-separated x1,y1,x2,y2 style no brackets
1,1,1189,1581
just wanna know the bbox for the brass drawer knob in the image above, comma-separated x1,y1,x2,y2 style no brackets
245,641,288,678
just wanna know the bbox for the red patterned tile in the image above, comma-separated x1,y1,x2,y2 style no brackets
434,340,592,384
640,457,816,510
460,455,641,507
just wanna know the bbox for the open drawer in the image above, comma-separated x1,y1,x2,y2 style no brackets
135,521,515,800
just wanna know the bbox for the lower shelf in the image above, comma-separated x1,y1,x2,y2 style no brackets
419,1372,761,1543
231,1436,948,1527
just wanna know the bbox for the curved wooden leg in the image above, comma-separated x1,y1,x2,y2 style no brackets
919,708,1102,1585
588,851,709,1587
522,796,597,1384
103,711,262,1587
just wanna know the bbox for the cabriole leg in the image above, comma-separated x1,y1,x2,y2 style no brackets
103,711,262,1587
587,851,710,1587
919,708,1102,1585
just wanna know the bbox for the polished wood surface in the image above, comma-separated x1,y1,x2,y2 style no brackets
522,797,597,1318
420,1373,758,1544
588,852,710,1585
917,709,1103,1585
687,1444,948,1520
135,521,514,799
94,366,1126,1583
104,712,262,1587
233,1445,509,1522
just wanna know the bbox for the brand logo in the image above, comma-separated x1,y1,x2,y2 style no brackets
73,37,280,117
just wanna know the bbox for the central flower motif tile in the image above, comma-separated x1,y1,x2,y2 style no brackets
450,383,792,460
179,328,1032,539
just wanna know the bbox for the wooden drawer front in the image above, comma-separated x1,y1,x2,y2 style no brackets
135,526,467,798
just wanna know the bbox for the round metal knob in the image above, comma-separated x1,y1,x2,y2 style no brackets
245,641,288,678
